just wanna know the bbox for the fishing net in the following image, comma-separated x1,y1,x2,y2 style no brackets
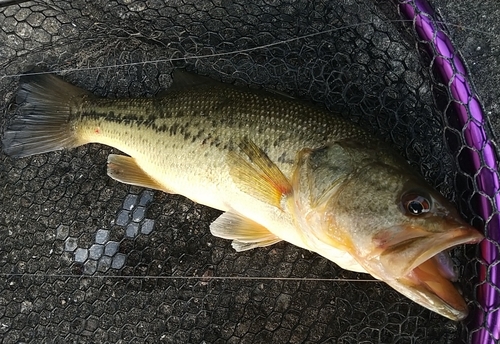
0,0,498,343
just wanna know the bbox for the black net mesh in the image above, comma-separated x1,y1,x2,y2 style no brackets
0,0,499,343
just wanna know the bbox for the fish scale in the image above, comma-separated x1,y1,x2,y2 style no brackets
77,84,364,178
1,69,484,321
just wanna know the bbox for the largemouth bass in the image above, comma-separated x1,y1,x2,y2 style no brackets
2,70,483,320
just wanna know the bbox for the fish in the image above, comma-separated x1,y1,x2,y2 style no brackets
1,70,483,321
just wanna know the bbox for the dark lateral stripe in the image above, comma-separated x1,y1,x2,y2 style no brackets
81,109,200,136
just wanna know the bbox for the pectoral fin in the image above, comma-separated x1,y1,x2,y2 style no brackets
228,138,292,209
107,154,170,192
210,212,282,251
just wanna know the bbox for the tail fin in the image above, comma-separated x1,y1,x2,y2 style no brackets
2,74,92,158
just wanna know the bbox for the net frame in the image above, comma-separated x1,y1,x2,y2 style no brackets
0,0,498,342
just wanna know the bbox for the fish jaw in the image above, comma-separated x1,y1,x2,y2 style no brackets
288,142,485,319
364,222,483,321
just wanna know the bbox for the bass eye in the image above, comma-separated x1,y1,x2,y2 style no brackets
402,194,431,216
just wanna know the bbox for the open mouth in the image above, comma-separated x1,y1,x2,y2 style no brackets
380,226,484,320
407,253,468,316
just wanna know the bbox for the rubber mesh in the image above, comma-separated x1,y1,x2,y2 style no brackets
0,1,497,343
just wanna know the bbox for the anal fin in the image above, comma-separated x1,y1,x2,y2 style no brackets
107,154,170,192
210,212,282,252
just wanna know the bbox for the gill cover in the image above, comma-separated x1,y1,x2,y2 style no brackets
290,140,483,320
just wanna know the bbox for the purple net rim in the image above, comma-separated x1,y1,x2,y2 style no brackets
397,0,500,342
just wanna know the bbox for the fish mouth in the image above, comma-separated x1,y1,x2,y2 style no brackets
379,225,483,321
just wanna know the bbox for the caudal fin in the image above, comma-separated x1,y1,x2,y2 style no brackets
2,73,92,158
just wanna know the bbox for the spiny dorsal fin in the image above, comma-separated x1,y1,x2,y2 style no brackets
170,70,296,101
227,137,292,209
170,69,224,91
107,154,172,192
265,88,296,99
210,212,282,252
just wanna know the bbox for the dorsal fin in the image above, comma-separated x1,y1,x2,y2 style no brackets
169,70,297,102
170,69,224,91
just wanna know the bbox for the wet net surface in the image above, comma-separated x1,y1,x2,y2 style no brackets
0,1,499,343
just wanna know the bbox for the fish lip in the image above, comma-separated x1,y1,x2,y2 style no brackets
378,225,483,320
381,225,484,278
